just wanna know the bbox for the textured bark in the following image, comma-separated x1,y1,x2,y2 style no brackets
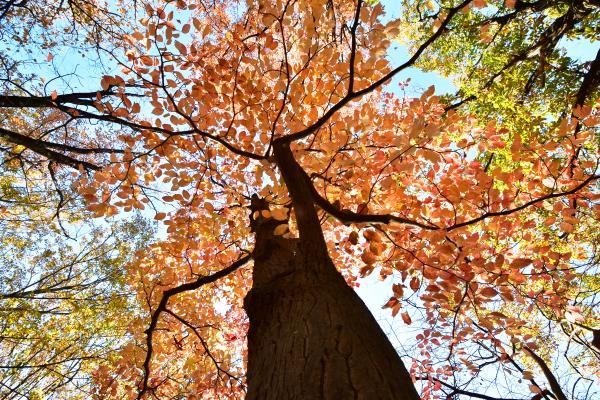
244,229,419,400
243,142,420,399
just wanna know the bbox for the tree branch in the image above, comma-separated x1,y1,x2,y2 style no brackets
277,0,473,144
574,48,600,108
306,165,599,233
448,174,600,231
524,347,569,400
416,375,528,400
0,90,113,108
0,127,100,170
137,254,251,399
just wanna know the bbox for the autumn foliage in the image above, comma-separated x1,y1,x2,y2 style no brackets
0,0,599,399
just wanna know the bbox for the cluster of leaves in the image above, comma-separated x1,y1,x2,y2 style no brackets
393,0,600,396
398,0,600,124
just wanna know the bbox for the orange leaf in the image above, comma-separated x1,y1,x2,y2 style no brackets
392,284,404,297
361,251,377,265
560,222,573,233
174,41,187,55
271,208,289,221
401,312,412,325
261,210,271,218
511,258,531,268
529,385,542,394
273,224,288,236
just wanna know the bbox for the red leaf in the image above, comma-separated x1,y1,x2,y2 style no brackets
480,287,498,298
410,277,421,291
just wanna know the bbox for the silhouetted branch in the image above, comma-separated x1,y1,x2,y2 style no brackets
137,254,251,399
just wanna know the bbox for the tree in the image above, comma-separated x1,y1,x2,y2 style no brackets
0,1,153,397
398,0,600,115
1,0,599,399
0,195,151,399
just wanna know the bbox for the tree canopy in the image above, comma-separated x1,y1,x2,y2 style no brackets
0,0,599,399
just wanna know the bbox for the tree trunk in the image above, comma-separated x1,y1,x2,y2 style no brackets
244,236,420,399
243,142,420,399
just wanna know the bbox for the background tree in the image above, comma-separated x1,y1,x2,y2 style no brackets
0,0,599,399
0,196,151,399
398,0,600,121
0,1,154,397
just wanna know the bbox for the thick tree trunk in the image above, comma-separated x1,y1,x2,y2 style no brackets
243,142,420,399
244,236,420,400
